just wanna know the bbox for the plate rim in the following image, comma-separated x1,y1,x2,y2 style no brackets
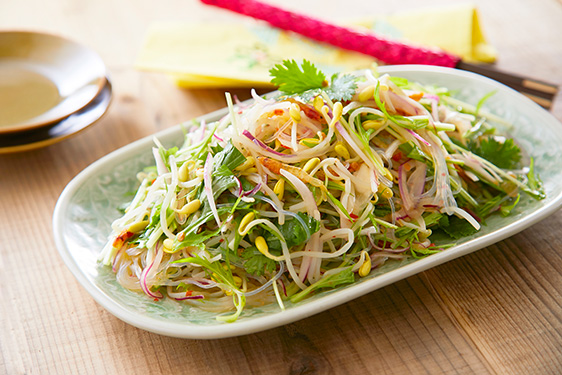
0,77,112,154
53,65,562,339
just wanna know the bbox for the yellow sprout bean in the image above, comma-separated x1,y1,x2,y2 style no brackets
178,199,201,216
381,187,393,199
255,236,269,256
238,212,255,235
273,179,285,200
222,264,236,271
358,85,375,102
299,138,320,147
243,167,258,175
163,238,175,253
178,162,189,182
127,220,149,233
362,119,385,130
334,142,350,160
383,168,394,181
313,96,324,112
235,156,255,171
358,251,372,277
302,157,320,174
289,103,301,122
232,276,243,288
332,102,343,123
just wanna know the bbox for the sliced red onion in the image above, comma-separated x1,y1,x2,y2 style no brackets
395,214,410,221
407,129,431,147
242,129,295,158
278,279,287,297
112,247,123,272
173,295,205,301
388,90,422,116
140,256,163,299
213,134,224,142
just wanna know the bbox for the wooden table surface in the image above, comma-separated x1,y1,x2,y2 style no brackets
2,0,562,373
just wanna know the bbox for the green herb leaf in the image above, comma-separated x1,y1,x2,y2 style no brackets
269,59,326,95
469,137,521,169
399,141,431,163
290,267,355,303
500,194,520,217
269,60,357,103
213,141,246,172
437,215,479,240
173,229,221,251
527,157,546,199
475,90,497,115
240,246,277,277
324,73,358,102
265,212,320,251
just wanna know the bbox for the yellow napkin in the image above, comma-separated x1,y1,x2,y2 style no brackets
135,4,496,89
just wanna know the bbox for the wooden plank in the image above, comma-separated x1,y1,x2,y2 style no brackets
423,214,562,374
1,0,562,373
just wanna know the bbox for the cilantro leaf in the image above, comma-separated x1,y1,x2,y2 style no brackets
269,59,326,95
469,137,521,169
324,73,357,102
269,60,357,103
240,246,277,277
290,267,355,303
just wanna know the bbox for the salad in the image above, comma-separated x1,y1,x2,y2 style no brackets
99,61,544,322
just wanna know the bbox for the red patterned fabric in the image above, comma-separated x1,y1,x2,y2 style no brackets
201,0,460,67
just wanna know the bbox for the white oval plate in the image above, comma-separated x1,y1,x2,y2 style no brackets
53,65,562,339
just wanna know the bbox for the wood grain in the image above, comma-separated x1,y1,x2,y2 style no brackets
1,0,562,374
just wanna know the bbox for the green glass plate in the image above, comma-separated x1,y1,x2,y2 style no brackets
53,65,562,339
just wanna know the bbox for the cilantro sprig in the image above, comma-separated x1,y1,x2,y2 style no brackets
468,137,522,169
269,59,357,102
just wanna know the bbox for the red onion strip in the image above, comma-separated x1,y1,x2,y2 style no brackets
242,129,295,158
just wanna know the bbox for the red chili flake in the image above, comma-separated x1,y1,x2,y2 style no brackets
273,109,284,116
299,104,322,121
350,213,359,220
219,238,224,242
392,151,403,162
112,230,134,248
185,290,193,297
153,298,160,302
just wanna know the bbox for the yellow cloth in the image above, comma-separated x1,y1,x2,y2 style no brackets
135,4,496,88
